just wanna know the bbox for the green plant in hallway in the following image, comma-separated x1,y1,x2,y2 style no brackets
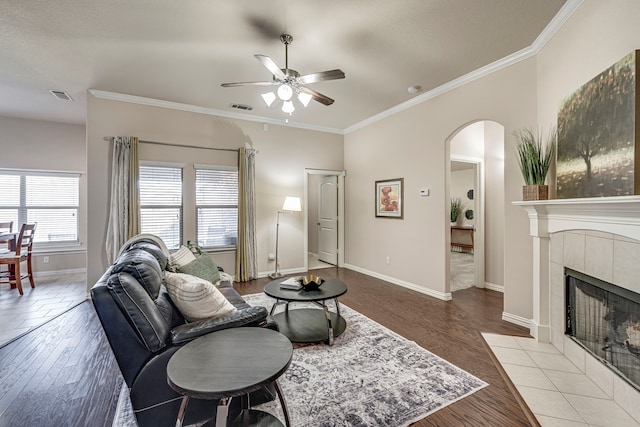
450,198,465,224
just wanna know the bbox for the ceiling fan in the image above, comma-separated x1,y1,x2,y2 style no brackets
221,34,345,113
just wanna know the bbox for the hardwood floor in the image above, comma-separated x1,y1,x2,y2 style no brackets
0,300,122,426
235,268,532,426
0,267,531,426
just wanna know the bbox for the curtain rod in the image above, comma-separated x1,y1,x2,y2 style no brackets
103,137,238,153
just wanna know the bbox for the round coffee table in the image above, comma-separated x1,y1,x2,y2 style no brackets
167,327,293,427
264,277,347,345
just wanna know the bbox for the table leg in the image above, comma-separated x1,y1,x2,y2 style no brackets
322,302,335,346
175,396,189,427
270,299,289,315
273,379,291,427
215,397,231,427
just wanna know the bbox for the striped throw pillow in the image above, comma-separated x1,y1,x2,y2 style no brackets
164,271,236,322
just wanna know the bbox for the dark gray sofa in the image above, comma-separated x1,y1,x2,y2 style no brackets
91,235,275,426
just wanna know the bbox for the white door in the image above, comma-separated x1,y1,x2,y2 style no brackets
318,175,338,265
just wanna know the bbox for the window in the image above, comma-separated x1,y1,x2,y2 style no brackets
0,171,80,244
195,166,238,249
139,165,183,249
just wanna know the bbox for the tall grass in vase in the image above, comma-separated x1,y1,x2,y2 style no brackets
514,127,556,200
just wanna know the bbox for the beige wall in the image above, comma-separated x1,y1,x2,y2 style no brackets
86,96,343,286
484,121,505,286
0,116,86,273
344,58,536,314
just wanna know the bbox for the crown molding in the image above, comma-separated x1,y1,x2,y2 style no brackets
344,0,584,135
88,89,344,135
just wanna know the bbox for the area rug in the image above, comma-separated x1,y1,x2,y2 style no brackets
112,293,487,426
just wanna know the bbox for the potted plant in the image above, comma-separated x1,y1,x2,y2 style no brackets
514,127,556,201
450,197,465,225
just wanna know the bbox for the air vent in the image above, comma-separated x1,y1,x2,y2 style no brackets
49,90,73,101
229,103,253,111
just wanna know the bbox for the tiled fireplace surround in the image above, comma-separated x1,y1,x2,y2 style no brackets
516,196,640,423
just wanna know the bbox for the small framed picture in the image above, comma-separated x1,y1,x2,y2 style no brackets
375,178,404,219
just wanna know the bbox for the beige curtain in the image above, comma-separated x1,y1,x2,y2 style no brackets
235,147,257,281
105,136,140,264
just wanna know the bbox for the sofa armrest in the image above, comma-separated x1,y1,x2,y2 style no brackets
169,305,269,346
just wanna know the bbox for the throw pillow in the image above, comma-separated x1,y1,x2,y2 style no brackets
177,255,221,285
169,245,197,271
164,272,236,322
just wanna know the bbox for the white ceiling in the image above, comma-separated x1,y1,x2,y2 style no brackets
0,0,569,132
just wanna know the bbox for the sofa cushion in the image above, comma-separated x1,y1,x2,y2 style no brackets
176,255,221,285
107,271,170,353
164,272,236,322
169,245,196,271
111,248,163,300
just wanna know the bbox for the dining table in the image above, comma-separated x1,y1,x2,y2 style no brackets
0,232,18,289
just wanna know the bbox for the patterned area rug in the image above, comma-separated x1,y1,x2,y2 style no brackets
112,293,487,426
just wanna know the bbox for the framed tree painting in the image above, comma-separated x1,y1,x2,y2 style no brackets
557,50,640,198
375,178,404,219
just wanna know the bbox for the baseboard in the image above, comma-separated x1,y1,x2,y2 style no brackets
343,263,452,301
484,282,504,293
309,252,319,260
33,268,87,278
502,311,531,329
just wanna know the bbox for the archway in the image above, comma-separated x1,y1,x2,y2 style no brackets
445,120,505,297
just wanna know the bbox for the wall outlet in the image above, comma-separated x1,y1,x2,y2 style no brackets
43,256,50,264
385,256,391,264
268,253,275,260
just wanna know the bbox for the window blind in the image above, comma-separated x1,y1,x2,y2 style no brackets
139,165,183,249
0,172,79,243
195,168,238,249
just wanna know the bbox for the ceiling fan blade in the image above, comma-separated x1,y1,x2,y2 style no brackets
297,69,345,85
221,81,276,87
300,86,335,106
254,54,285,80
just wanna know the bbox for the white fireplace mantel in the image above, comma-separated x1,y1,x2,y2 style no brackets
514,195,640,341
514,195,640,241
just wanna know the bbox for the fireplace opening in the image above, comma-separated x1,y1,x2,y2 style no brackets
566,268,640,391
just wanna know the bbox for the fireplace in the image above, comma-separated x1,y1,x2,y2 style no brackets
565,268,640,391
516,196,640,422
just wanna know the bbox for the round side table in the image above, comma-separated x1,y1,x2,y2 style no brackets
264,277,347,345
167,327,293,427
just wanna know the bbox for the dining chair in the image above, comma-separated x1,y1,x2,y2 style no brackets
0,223,36,295
0,221,12,233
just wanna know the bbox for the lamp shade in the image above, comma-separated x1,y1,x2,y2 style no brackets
281,100,295,114
277,84,293,101
282,196,301,212
298,92,312,107
261,92,277,107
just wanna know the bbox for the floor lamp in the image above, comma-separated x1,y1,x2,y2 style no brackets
269,196,302,279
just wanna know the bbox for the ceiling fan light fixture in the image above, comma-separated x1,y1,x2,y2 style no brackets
261,92,277,107
277,84,293,101
297,92,312,107
282,100,295,114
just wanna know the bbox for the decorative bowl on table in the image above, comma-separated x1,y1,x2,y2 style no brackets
297,275,325,291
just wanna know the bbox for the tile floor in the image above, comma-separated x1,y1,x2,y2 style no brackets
0,273,87,347
450,250,474,291
308,253,334,270
483,333,640,427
